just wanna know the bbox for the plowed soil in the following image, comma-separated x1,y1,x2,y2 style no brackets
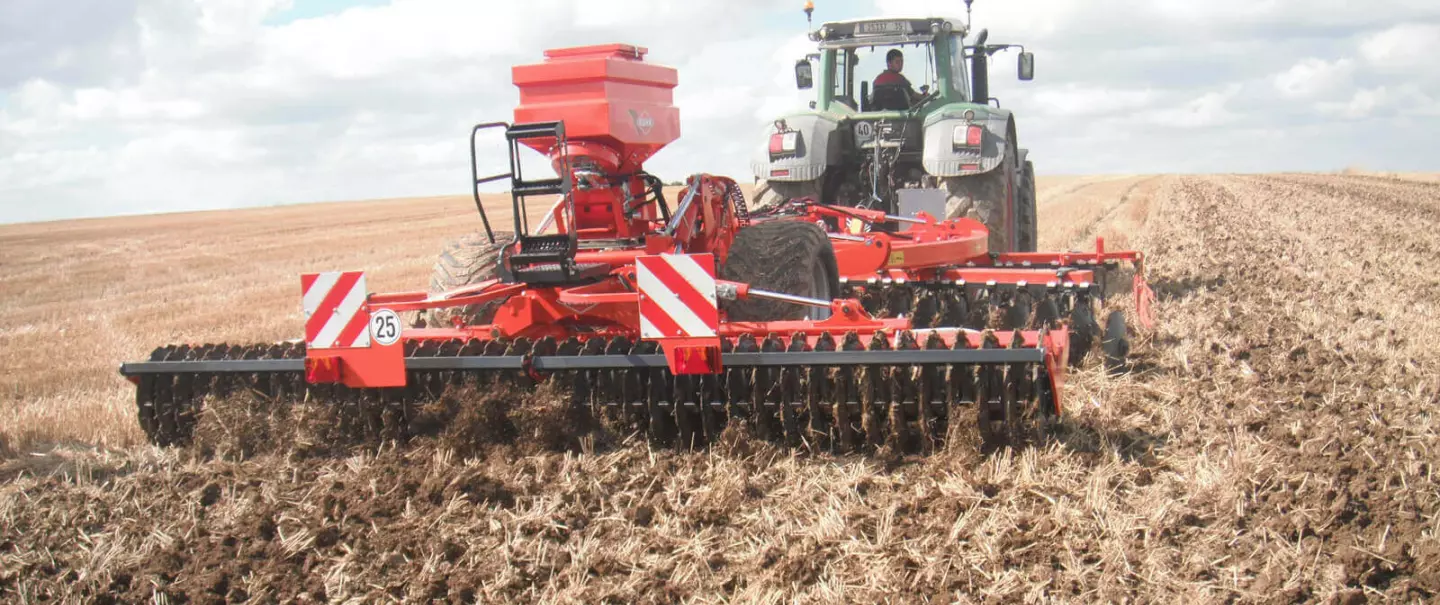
3,174,1438,603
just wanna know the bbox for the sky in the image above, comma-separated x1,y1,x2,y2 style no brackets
1,0,1438,224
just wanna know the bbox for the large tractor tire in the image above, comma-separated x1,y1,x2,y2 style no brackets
420,231,515,328
941,143,1021,253
1017,159,1038,252
750,178,825,211
720,219,840,321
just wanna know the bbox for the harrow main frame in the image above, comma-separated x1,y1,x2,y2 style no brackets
118,43,1153,454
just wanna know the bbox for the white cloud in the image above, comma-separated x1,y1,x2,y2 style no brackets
1028,84,1158,118
1321,87,1393,119
1142,85,1242,128
1273,58,1355,99
876,0,1440,45
1360,23,1440,73
870,0,1439,171
1317,84,1439,119
0,0,798,222
1,0,1439,223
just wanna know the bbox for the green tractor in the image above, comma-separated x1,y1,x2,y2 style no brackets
751,3,1038,253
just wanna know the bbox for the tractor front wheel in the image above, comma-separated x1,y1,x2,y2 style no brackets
420,231,515,328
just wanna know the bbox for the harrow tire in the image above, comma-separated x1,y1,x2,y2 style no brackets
942,141,1019,253
721,219,840,322
423,230,515,328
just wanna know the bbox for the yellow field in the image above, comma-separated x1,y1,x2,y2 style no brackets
0,190,564,449
2,173,1438,602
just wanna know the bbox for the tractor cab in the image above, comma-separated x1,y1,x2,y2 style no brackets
754,9,1037,221
797,17,973,116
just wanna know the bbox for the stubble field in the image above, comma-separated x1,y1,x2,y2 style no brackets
1,173,1437,603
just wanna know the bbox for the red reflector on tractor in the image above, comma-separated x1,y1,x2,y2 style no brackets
770,169,791,177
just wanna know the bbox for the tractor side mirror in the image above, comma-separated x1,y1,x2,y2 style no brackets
1018,51,1035,81
795,60,814,89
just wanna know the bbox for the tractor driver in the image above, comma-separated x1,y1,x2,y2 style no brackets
872,48,920,110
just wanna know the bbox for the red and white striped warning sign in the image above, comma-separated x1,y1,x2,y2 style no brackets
301,271,371,349
636,254,718,339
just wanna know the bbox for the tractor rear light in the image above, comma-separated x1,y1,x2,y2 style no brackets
953,124,983,148
769,131,800,156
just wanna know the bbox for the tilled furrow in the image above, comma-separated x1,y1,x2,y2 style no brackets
1258,173,1440,226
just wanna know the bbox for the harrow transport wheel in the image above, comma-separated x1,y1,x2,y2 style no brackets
942,141,1020,253
422,230,515,328
721,220,840,321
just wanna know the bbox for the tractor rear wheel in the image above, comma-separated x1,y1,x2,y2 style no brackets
941,145,1020,253
421,231,515,328
720,219,839,321
750,178,824,212
1017,159,1038,252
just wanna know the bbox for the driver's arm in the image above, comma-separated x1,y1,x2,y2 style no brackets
902,75,921,103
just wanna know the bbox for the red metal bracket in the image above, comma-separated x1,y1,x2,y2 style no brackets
661,338,723,374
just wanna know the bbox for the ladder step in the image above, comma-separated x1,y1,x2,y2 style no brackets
506,121,565,140
514,178,566,196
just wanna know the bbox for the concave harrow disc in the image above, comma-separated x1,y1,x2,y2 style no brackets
125,331,1059,454
845,281,1103,365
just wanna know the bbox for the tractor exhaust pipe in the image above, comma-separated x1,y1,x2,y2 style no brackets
970,35,990,105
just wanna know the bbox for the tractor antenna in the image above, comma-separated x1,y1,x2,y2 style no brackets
964,0,973,30
804,1,814,26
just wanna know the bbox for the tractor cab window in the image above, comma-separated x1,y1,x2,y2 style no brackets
948,34,970,101
839,43,937,112
831,49,859,110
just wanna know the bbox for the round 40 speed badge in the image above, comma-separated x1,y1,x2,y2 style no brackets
854,121,874,141
369,309,402,346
